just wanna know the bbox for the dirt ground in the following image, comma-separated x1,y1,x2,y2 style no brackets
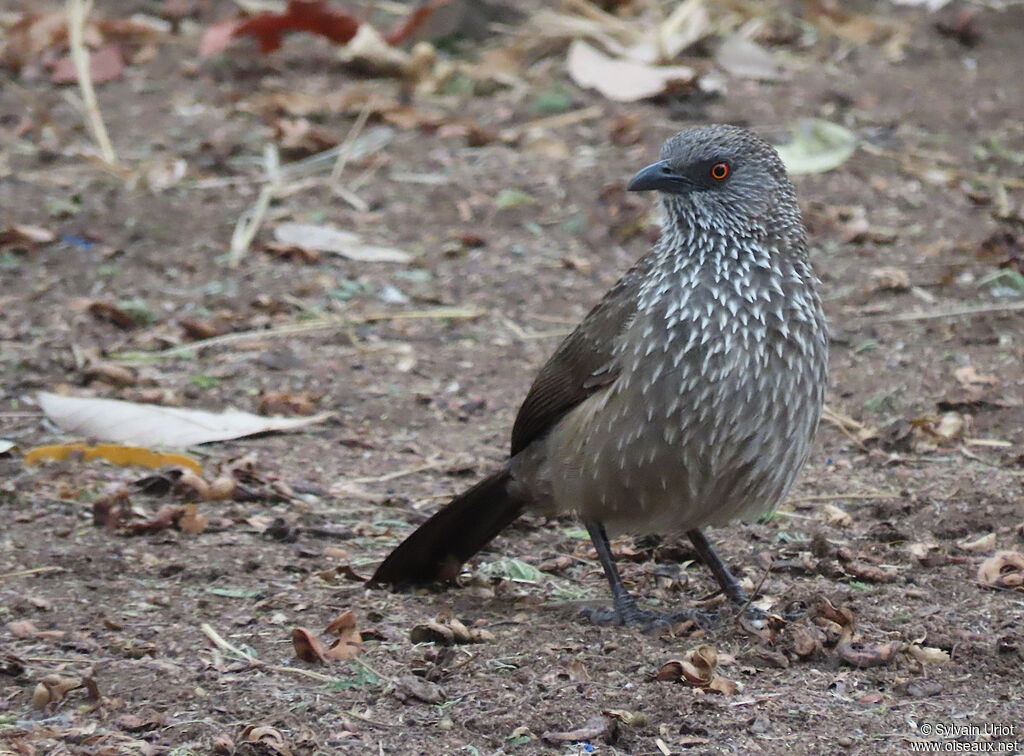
2,1,1023,754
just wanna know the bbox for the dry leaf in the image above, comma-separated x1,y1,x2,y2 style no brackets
0,224,57,249
410,617,494,645
200,0,450,58
31,674,99,709
871,266,910,291
821,503,852,527
86,301,138,329
788,622,823,658
273,223,412,263
908,645,950,665
242,725,292,756
37,392,332,447
958,533,996,552
708,675,739,695
391,675,445,704
292,626,330,664
323,610,363,660
837,641,902,668
24,442,202,475
977,551,1024,590
716,34,787,81
954,365,998,388
6,620,41,639
657,645,719,686
178,503,209,535
566,40,697,103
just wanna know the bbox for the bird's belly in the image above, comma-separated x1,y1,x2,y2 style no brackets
537,338,823,535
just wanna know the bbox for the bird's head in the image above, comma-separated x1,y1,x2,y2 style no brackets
627,125,799,238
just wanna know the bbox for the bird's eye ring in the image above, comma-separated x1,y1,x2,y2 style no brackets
710,162,730,180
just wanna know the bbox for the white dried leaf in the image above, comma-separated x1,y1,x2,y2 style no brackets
566,40,696,103
716,34,788,81
274,223,412,263
37,392,332,447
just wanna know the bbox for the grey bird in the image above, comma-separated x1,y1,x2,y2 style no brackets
371,124,829,627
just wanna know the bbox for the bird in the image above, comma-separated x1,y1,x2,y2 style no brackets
370,124,829,627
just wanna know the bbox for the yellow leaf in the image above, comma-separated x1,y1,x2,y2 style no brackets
23,443,202,475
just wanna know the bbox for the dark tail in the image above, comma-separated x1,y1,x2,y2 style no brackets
369,467,524,588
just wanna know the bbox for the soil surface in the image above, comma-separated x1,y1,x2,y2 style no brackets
2,1,1023,754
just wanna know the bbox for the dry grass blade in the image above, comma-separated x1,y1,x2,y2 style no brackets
112,307,482,361
331,96,375,183
200,623,337,683
66,0,117,166
228,144,280,267
856,301,1024,324
0,566,67,581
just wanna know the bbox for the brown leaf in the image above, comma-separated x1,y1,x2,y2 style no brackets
410,617,493,645
977,551,1024,590
258,391,321,416
93,482,131,528
291,626,329,664
0,224,56,249
242,725,292,756
657,645,719,686
87,301,137,329
178,503,209,535
30,674,97,709
125,504,183,535
180,317,226,340
323,610,363,660
6,620,40,639
708,675,739,695
0,11,70,70
656,660,683,682
788,622,824,658
870,266,910,291
391,675,445,704
836,640,902,668
410,621,455,645
844,561,896,583
907,645,950,665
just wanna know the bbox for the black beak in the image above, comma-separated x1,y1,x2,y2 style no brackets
626,160,694,193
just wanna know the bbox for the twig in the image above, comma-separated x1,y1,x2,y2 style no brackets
347,459,446,485
331,97,375,183
0,566,67,580
855,301,1024,324
734,557,773,628
66,0,117,166
787,492,900,504
228,144,280,267
200,623,337,683
501,105,604,141
111,307,482,362
821,405,869,450
861,142,1024,190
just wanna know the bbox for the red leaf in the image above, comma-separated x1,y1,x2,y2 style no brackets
200,0,359,58
383,0,455,46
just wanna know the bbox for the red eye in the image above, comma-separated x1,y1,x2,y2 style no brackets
710,162,730,180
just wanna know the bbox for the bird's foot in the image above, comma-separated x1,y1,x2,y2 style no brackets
580,605,716,633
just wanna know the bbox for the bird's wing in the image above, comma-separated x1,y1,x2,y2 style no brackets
510,253,654,456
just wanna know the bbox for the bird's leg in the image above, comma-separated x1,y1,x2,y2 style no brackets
583,521,643,624
581,521,713,630
686,528,747,604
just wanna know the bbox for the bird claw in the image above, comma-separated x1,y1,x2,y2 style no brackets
579,605,717,633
